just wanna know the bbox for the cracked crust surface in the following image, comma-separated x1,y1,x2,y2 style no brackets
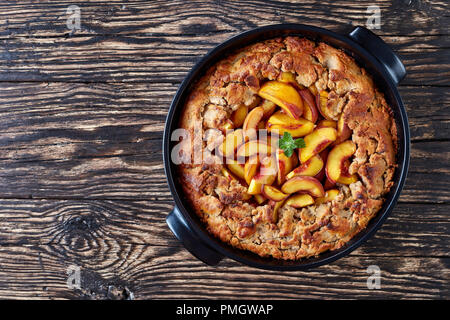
176,37,398,260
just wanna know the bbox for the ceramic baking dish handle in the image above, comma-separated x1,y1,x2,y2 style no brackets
348,26,406,85
166,206,224,266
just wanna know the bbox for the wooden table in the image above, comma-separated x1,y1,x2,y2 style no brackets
0,0,448,300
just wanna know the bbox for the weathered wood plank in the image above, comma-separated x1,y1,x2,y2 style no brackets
0,200,448,257
0,244,447,299
0,34,447,85
0,0,448,38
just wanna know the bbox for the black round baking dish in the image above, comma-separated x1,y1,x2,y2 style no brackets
163,24,410,270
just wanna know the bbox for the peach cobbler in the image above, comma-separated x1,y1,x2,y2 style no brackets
175,36,397,260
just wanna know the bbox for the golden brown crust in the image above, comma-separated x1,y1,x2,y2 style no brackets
176,36,397,260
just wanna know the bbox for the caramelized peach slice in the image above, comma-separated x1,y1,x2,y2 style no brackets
299,127,337,163
308,85,318,96
221,167,234,181
247,179,263,195
317,119,337,129
258,81,304,119
248,156,277,194
268,199,286,223
231,105,248,128
326,140,356,184
219,129,244,158
314,149,329,181
337,174,358,185
281,176,325,198
226,159,245,180
237,140,271,158
316,91,335,120
286,154,324,179
262,185,289,202
323,177,336,190
285,194,314,208
243,106,264,133
315,189,339,205
244,155,259,185
259,156,278,179
222,120,234,131
254,194,267,205
267,111,314,138
334,113,352,145
298,89,319,123
260,99,277,119
279,71,297,84
276,149,296,185
337,160,358,184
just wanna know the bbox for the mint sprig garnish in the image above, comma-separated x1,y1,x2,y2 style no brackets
278,132,306,157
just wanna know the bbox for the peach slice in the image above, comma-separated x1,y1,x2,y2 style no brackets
281,176,325,198
219,129,244,158
279,71,297,84
226,159,245,180
337,160,358,184
315,189,339,205
316,91,335,120
248,156,277,194
298,89,319,123
325,140,356,184
286,154,324,179
262,185,289,202
222,120,234,131
314,149,329,181
237,140,271,158
254,194,267,205
259,156,278,179
334,113,352,145
244,155,259,185
243,106,264,133
247,178,263,195
276,149,296,185
337,174,358,185
221,167,234,181
268,199,286,223
285,194,314,208
231,105,248,128
260,99,277,119
323,177,336,190
317,119,337,129
258,81,304,119
267,111,314,138
308,85,318,96
299,127,337,163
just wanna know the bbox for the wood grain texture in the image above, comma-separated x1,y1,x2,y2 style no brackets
0,200,448,257
0,34,447,85
0,0,448,300
0,245,448,299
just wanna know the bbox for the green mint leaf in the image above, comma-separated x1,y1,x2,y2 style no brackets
283,147,294,157
278,132,305,157
294,138,306,149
